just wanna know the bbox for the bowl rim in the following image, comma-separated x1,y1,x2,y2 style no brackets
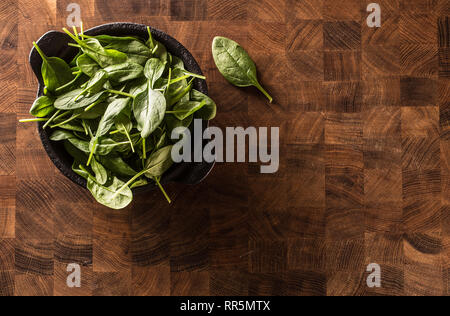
29,22,215,192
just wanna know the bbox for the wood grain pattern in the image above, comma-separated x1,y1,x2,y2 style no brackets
0,0,448,296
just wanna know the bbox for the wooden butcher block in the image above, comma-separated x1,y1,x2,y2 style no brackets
0,0,448,296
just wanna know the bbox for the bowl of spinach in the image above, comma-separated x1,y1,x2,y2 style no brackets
24,23,216,209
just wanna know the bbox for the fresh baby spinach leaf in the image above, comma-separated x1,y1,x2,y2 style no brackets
212,36,273,103
133,82,166,139
30,96,56,118
33,42,74,92
104,62,144,84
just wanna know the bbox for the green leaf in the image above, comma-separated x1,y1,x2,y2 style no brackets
77,54,101,77
91,156,108,185
68,137,91,153
104,62,144,84
96,98,131,138
84,34,140,43
212,36,273,103
171,100,206,120
30,96,55,117
133,82,166,139
74,102,108,119
50,129,74,141
90,137,130,156
72,161,90,179
171,55,185,69
54,89,108,110
77,69,108,97
130,178,148,189
87,176,133,210
75,37,128,68
165,114,193,136
143,145,174,179
144,58,165,89
105,40,152,65
114,113,132,133
99,155,137,177
152,41,168,64
127,77,148,96
64,141,88,161
33,42,74,92
190,89,217,120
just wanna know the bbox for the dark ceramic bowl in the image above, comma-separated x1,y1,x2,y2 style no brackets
29,22,215,192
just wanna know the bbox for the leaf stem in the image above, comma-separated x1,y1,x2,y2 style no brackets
56,73,82,93
43,110,61,129
151,44,159,55
181,70,206,80
84,99,103,112
80,22,85,40
147,26,154,48
169,75,191,85
79,165,96,182
124,128,135,153
253,82,273,103
32,42,48,62
50,112,82,128
155,177,171,204
169,83,193,106
87,138,97,167
72,26,79,40
142,138,147,159
107,90,135,99
112,169,147,200
19,118,48,123
81,119,88,136
165,68,172,97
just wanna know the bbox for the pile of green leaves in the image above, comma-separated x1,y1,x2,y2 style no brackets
21,26,217,209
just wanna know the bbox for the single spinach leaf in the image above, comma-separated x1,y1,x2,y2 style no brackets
54,89,108,110
77,69,108,97
50,129,74,141
74,102,108,119
130,178,148,189
33,42,74,92
127,77,148,96
68,137,91,153
104,62,144,84
64,141,88,161
212,36,273,102
105,40,151,65
165,114,193,136
190,89,217,120
133,82,166,139
91,156,108,185
171,55,185,69
90,137,131,156
143,145,174,179
72,161,90,179
99,155,137,177
87,176,133,210
171,100,206,120
144,58,165,89
30,96,55,117
152,41,168,64
57,123,85,133
96,98,131,138
77,54,101,77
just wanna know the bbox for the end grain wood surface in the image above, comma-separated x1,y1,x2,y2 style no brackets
0,0,449,296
